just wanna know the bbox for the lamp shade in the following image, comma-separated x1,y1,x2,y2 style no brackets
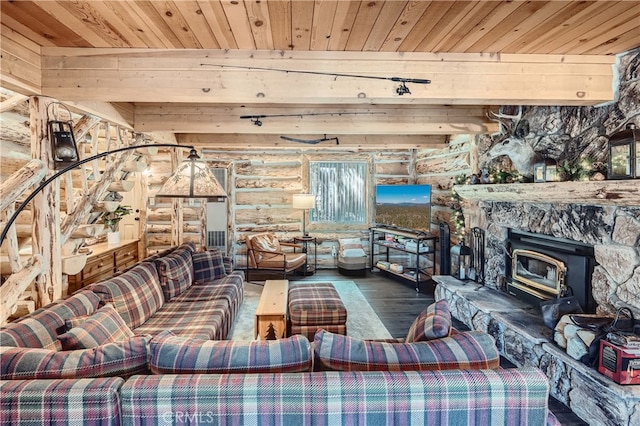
156,148,227,201
292,193,315,209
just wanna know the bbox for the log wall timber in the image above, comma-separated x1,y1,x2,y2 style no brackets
416,135,473,236
0,91,32,179
143,141,467,270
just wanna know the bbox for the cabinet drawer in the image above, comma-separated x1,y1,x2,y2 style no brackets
115,243,138,271
82,252,115,281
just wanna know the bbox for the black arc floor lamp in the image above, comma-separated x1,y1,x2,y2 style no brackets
0,143,226,247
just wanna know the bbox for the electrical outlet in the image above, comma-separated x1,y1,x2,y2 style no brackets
331,246,337,257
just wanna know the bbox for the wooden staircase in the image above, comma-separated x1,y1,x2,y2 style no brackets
0,96,148,324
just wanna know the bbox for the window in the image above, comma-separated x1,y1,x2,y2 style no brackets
309,161,367,224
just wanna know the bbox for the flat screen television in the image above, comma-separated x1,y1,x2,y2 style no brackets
375,184,432,231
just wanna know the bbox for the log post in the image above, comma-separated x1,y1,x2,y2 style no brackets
30,96,62,305
169,149,183,246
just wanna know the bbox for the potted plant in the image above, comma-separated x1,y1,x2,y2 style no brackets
101,205,132,245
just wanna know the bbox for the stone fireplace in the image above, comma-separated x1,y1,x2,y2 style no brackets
442,183,640,425
476,199,640,318
436,49,640,425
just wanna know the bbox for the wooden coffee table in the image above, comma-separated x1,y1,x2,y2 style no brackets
254,279,289,340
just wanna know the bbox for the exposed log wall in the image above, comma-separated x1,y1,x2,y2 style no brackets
144,142,462,270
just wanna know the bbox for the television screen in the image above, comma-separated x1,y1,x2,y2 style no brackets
375,184,432,231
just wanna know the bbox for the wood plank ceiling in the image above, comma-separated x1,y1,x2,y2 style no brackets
2,0,639,148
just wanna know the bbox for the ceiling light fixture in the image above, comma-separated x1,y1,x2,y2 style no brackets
201,63,430,96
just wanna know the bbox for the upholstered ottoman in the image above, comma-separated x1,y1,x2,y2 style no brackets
288,283,347,340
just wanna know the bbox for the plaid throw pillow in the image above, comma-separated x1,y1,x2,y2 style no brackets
155,248,194,301
64,315,90,331
192,250,227,283
405,299,452,343
57,304,133,350
0,290,100,350
0,335,151,380
87,262,164,330
149,330,312,374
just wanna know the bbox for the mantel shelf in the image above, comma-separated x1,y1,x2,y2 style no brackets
454,180,640,207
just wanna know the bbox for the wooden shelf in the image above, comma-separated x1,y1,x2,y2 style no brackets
454,180,640,206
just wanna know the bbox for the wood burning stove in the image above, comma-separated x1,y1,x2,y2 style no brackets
510,249,566,300
506,229,596,312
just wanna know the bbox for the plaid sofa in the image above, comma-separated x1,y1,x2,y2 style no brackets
1,247,558,425
119,368,553,426
0,244,246,424
0,367,554,426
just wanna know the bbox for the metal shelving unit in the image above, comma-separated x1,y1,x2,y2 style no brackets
369,226,438,292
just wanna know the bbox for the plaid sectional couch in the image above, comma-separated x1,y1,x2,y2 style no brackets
1,246,556,425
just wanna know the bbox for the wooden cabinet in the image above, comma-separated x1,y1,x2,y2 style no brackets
68,240,139,293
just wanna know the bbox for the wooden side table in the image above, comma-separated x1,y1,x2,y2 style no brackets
254,279,289,340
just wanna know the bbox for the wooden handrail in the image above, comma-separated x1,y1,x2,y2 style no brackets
0,159,46,212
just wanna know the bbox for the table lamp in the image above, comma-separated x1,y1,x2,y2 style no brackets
292,193,315,236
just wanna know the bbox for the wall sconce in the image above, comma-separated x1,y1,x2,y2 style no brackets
48,103,80,170
608,123,639,179
292,193,315,236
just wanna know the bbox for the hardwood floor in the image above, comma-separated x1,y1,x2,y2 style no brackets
288,269,587,425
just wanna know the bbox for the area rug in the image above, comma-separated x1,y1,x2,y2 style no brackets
228,280,392,341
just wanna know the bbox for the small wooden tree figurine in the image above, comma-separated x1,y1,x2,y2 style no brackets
265,322,278,340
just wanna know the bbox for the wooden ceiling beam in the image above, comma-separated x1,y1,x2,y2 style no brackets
63,101,134,129
178,134,447,149
133,103,497,134
1,23,42,95
40,49,615,106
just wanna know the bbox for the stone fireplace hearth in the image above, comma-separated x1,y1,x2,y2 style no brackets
433,276,640,426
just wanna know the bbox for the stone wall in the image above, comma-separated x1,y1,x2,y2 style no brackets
463,49,640,318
